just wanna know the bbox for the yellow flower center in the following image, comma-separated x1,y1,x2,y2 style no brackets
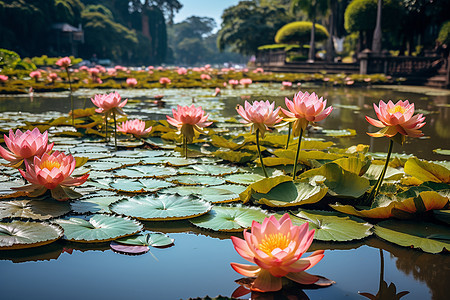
40,160,61,171
258,232,291,255
387,105,406,114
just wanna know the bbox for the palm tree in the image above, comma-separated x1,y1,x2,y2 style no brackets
291,0,329,62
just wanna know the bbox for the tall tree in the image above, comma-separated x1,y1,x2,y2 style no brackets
291,0,329,62
372,0,382,53
217,0,292,55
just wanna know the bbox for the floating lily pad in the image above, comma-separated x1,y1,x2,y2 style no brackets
159,185,205,196
241,176,328,207
178,164,239,176
404,157,450,183
70,195,124,214
434,210,450,224
433,149,450,156
198,184,247,203
168,175,226,186
53,214,143,243
110,194,212,221
111,232,174,255
299,163,370,198
109,178,173,193
289,210,373,242
189,205,268,232
224,173,265,185
364,164,404,181
129,165,177,177
0,198,71,220
0,221,63,250
374,220,450,253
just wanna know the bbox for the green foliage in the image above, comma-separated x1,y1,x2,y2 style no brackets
217,0,293,55
438,21,450,45
275,21,329,45
0,48,21,69
344,0,404,33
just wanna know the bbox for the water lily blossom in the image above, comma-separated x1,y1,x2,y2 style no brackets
230,214,325,292
91,92,127,150
15,151,89,201
0,128,54,168
56,57,71,69
29,70,41,81
117,119,152,137
365,100,426,203
159,77,171,87
282,91,333,179
366,100,425,141
236,100,282,138
282,91,333,136
0,75,8,83
167,104,212,158
236,100,282,177
126,78,138,87
240,78,252,87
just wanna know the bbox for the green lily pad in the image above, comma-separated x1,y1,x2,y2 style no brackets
178,164,239,176
167,175,226,186
53,214,143,243
189,205,268,232
115,232,174,248
299,163,370,198
374,220,450,253
434,210,450,224
333,155,371,176
198,184,247,203
129,165,177,177
159,185,205,196
433,149,450,156
212,150,256,163
322,129,356,137
70,195,124,214
404,157,450,183
86,161,124,171
110,194,212,221
0,198,71,220
241,176,328,207
289,210,373,242
0,221,63,250
224,173,265,185
364,164,404,181
109,178,173,193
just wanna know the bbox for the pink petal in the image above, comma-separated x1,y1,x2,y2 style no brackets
230,262,261,277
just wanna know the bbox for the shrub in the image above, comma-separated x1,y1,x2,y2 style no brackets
438,21,450,45
275,21,329,45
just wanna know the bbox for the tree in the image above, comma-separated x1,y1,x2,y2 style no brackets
275,21,329,45
345,0,403,52
291,0,329,62
217,0,293,55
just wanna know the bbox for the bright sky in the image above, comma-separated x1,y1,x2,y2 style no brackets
173,0,241,29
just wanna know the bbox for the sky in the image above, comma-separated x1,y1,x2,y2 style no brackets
173,0,241,29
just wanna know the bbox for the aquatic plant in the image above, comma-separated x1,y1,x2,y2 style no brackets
281,91,333,179
0,128,54,168
230,213,327,292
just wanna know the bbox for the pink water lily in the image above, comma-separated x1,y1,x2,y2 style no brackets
230,214,325,292
56,57,71,69
366,100,425,139
236,100,282,138
0,75,8,82
281,91,333,136
126,78,137,87
91,91,127,117
166,104,212,143
0,128,54,168
159,77,171,86
16,151,89,201
117,119,152,137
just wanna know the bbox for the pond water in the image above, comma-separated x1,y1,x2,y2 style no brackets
0,84,449,300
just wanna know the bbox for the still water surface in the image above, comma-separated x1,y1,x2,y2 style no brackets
0,84,448,299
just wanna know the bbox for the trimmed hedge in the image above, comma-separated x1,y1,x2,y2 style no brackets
438,21,450,45
274,21,329,45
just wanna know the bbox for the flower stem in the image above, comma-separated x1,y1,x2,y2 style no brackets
66,68,74,126
292,127,304,180
113,110,117,151
104,114,108,144
285,122,292,149
367,139,394,204
183,135,188,159
256,129,268,178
